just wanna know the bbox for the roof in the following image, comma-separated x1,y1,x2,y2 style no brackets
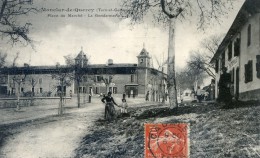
210,0,260,63
137,48,151,58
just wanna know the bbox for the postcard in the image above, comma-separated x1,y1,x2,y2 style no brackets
0,0,259,157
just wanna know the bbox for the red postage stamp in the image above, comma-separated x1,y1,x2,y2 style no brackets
144,123,189,158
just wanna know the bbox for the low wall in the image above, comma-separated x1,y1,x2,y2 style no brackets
0,97,71,108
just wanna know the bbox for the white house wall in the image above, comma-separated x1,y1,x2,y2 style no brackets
214,13,260,101
239,13,260,98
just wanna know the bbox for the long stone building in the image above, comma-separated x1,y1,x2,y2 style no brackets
210,0,260,101
0,47,166,100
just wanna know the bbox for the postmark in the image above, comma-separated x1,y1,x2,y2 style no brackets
145,123,189,158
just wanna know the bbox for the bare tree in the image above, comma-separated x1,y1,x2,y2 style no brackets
65,53,89,108
187,35,223,79
187,51,215,78
0,51,7,68
176,67,205,93
27,76,37,95
120,0,234,108
0,0,37,45
10,52,27,110
52,62,74,115
154,56,167,103
96,68,115,94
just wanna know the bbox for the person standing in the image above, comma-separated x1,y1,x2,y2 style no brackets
121,94,128,114
196,86,203,103
218,67,232,105
101,92,119,120
145,91,150,101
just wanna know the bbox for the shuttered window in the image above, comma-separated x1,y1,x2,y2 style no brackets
245,60,253,83
256,55,260,78
234,38,240,56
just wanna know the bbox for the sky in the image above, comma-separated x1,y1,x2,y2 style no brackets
0,0,245,70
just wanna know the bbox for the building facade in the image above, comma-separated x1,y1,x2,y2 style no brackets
211,0,260,101
0,47,166,100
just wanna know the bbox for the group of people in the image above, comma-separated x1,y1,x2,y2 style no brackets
145,91,168,102
196,67,232,105
101,67,232,120
101,92,128,119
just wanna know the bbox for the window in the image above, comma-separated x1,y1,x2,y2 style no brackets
215,59,219,73
256,55,260,78
96,76,102,82
0,76,7,84
40,88,43,93
78,87,82,93
245,60,253,83
228,43,232,60
89,87,92,94
221,52,225,69
131,75,134,82
21,87,24,93
140,59,144,63
247,24,251,46
234,38,240,56
95,87,99,94
39,78,42,84
84,76,88,82
113,87,117,94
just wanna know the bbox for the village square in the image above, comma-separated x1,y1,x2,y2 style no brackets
0,0,259,157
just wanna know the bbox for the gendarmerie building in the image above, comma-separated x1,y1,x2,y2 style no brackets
0,47,166,100
210,0,260,101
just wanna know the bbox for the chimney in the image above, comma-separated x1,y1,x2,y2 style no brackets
108,59,113,65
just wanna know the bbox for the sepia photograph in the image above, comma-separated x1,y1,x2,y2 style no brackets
0,0,259,157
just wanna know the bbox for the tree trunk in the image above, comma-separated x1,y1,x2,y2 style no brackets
16,83,21,110
167,18,178,109
61,85,64,115
59,95,62,115
106,84,109,93
162,83,165,104
77,79,80,108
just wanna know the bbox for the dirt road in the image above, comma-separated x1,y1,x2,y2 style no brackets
0,101,104,158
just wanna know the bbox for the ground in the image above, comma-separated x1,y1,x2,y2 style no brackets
0,97,104,158
0,96,259,158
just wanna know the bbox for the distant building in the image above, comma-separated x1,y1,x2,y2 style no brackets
210,0,260,101
0,47,166,99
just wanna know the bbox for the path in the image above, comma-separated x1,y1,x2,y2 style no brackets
0,99,104,158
